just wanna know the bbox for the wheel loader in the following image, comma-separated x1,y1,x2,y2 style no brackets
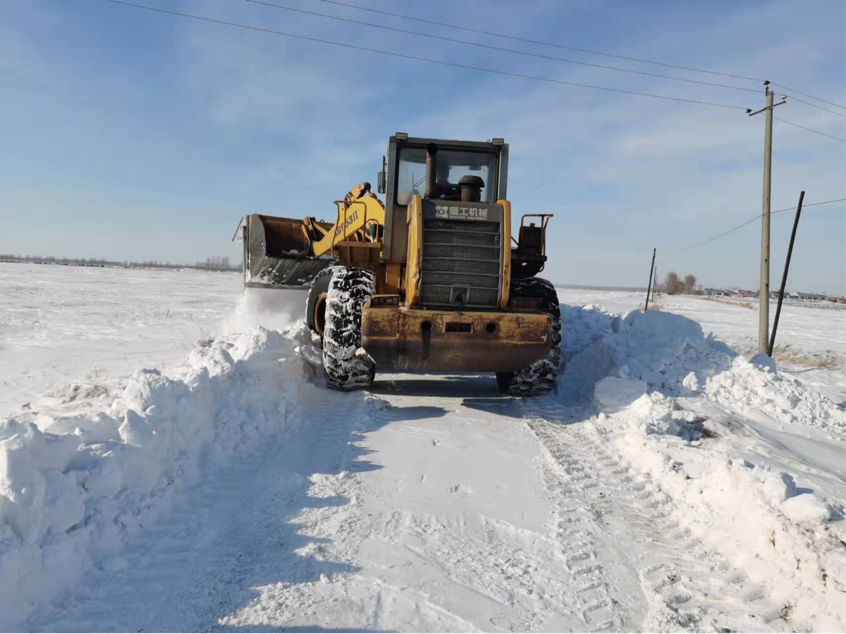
234,134,561,395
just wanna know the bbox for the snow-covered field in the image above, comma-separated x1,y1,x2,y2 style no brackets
0,265,242,420
1,263,845,632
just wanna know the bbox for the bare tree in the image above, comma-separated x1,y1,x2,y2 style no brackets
683,274,697,294
664,271,684,295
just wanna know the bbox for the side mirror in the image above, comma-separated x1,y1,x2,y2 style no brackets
377,155,387,194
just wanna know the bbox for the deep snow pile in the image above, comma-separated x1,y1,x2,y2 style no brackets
554,305,846,631
563,306,846,439
591,392,846,631
611,310,736,394
707,356,846,439
0,324,310,629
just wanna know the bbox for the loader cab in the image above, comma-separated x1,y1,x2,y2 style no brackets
378,134,509,264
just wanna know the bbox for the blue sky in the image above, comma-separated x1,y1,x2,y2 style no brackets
2,0,844,293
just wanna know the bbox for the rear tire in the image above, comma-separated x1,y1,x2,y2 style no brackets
322,266,376,391
496,277,561,396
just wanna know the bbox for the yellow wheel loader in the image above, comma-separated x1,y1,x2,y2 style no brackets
234,134,560,395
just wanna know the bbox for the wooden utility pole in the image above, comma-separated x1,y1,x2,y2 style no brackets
747,82,786,354
759,87,774,354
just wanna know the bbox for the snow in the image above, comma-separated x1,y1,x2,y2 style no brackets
543,289,846,630
0,263,242,420
594,377,647,409
750,352,778,372
707,355,846,439
780,493,834,523
0,319,314,628
1,263,845,632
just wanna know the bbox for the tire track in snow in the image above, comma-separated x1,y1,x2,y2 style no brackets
528,416,629,633
523,397,787,633
367,509,583,631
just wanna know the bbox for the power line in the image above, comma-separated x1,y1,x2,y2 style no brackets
248,0,759,95
771,82,846,111
255,1,846,142
314,0,765,83
774,117,846,143
783,95,846,119
659,198,845,256
307,1,846,127
103,1,749,111
311,0,846,122
660,215,762,256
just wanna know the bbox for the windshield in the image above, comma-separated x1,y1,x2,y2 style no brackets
396,147,498,204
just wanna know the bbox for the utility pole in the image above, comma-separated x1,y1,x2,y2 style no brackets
644,248,656,312
747,82,786,354
769,191,805,356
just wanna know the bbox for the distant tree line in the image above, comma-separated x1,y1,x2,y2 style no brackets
196,255,233,271
662,272,697,295
0,253,241,272
0,254,111,266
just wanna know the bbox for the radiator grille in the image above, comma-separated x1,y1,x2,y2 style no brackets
420,286,499,307
424,230,501,247
424,271,499,288
423,258,499,276
423,243,502,260
420,218,502,308
424,219,498,233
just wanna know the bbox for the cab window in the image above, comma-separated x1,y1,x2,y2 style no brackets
396,147,497,204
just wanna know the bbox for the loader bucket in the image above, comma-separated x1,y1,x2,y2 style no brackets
236,214,334,289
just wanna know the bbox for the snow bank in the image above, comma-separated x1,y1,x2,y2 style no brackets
558,303,620,363
612,310,736,393
707,356,846,439
594,377,647,410
0,325,309,629
553,305,846,630
555,308,734,404
591,393,846,631
561,305,845,438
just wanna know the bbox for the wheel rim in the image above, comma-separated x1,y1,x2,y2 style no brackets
313,293,328,337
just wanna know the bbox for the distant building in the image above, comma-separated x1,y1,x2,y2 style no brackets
738,289,758,298
796,292,828,301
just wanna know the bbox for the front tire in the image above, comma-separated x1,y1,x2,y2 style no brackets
496,277,561,396
306,266,338,336
322,266,376,391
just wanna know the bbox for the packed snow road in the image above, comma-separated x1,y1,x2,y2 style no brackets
21,373,784,633
2,264,845,632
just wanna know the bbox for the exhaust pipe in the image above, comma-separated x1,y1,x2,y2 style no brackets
425,143,438,199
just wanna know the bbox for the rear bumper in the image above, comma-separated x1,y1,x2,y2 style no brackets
361,305,552,372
